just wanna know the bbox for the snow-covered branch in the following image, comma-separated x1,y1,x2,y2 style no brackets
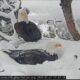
12,0,21,12
0,12,10,18
3,0,13,10
0,0,21,42
0,31,11,41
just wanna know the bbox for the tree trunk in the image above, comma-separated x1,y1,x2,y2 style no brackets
60,0,80,41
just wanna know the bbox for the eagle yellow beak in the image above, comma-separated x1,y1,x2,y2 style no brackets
55,43,62,48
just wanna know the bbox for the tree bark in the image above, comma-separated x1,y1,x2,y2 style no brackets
60,0,80,41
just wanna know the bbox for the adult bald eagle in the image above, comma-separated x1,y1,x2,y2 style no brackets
14,8,41,42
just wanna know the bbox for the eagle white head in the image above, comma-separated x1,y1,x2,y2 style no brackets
18,8,30,23
46,41,64,59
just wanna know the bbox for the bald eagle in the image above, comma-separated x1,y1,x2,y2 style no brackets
14,8,41,42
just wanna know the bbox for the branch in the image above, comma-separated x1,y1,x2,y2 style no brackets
0,31,11,41
12,0,21,12
3,0,13,10
0,12,10,18
0,0,21,41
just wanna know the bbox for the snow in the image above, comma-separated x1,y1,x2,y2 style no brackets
0,38,80,79
0,0,80,79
